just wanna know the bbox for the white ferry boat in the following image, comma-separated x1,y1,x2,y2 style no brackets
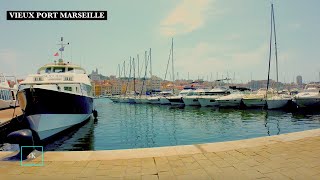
17,38,94,141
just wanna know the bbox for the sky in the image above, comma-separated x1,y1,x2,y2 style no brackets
0,0,320,84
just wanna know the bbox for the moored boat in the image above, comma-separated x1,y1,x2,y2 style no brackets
294,83,320,108
17,38,94,141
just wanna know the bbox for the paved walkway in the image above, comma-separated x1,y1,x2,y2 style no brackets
0,129,320,180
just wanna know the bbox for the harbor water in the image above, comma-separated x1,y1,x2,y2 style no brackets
1,98,320,151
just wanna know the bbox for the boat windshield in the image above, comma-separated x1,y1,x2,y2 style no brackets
38,65,86,74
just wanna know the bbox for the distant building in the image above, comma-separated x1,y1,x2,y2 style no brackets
296,75,302,86
89,68,109,81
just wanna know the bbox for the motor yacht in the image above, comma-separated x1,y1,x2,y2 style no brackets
198,87,230,107
17,38,94,141
217,87,250,108
166,89,194,106
294,83,320,108
183,89,210,106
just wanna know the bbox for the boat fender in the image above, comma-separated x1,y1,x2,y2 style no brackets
7,129,35,159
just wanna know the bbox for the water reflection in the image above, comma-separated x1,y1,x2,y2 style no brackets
44,117,96,151
2,98,320,151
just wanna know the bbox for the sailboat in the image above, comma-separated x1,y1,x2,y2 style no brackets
265,3,291,109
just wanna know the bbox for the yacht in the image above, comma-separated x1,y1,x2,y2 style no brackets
183,89,210,106
16,38,94,141
198,87,230,107
159,91,174,105
0,74,18,110
294,83,320,108
266,93,291,109
217,87,250,108
166,88,194,106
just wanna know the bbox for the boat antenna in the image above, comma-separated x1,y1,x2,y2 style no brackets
57,37,69,61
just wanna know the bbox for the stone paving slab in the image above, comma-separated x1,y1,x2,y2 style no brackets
0,129,319,179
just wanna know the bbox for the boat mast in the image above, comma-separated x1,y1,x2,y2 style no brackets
272,4,279,91
266,3,274,98
171,38,174,94
137,54,140,79
149,48,152,77
133,58,136,94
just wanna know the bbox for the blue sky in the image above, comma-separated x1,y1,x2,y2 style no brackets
0,0,319,83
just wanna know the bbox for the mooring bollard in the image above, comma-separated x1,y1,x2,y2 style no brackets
7,129,35,159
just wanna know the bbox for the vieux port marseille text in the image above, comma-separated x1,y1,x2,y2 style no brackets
7,11,107,20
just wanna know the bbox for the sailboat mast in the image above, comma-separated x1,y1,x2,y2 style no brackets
171,38,174,93
133,58,135,94
149,48,152,77
266,3,274,98
272,4,279,87
137,54,140,79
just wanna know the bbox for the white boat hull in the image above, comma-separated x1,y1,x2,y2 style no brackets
148,97,161,104
160,97,171,105
183,97,200,106
217,99,242,107
198,98,219,107
27,114,91,140
242,99,266,108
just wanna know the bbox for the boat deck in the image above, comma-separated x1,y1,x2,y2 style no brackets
0,108,23,127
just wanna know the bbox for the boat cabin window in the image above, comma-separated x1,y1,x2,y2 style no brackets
64,86,72,91
67,68,74,72
53,67,65,73
45,68,52,73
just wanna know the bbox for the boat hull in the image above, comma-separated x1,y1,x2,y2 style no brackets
217,99,242,108
295,98,320,108
19,88,93,141
183,97,200,106
242,99,266,108
266,99,290,109
148,97,161,104
167,97,184,106
198,98,219,107
159,97,171,105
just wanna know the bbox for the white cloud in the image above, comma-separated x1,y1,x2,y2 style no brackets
160,0,213,36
